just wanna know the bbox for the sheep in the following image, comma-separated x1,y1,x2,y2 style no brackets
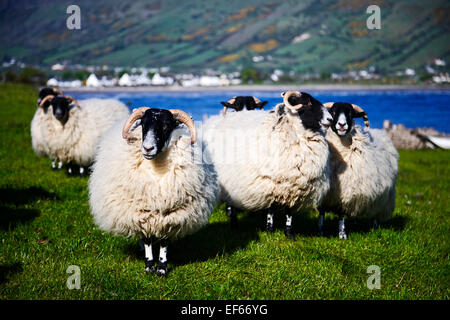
220,96,268,115
38,95,130,176
203,90,332,239
318,102,399,239
31,87,65,170
89,107,218,276
219,95,268,228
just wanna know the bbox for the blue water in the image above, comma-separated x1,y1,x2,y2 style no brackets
66,90,450,133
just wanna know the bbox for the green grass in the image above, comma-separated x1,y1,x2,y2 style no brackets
0,83,449,299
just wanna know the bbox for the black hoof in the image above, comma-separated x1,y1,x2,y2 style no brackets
156,262,168,277
145,259,156,274
284,226,295,240
230,215,238,230
266,223,274,233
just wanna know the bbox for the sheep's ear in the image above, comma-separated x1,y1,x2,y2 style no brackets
68,100,77,110
257,101,268,109
129,119,141,132
220,101,234,108
353,111,367,119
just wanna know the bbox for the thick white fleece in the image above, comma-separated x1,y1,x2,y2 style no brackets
42,99,130,166
203,109,330,212
89,123,218,240
31,107,51,157
323,126,399,221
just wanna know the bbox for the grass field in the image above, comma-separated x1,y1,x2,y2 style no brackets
0,83,448,299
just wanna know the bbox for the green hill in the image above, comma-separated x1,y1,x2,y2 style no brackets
0,0,449,74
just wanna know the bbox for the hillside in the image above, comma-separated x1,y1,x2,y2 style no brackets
0,0,449,74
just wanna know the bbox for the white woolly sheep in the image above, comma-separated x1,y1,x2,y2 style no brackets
203,90,332,239
219,95,268,228
38,95,130,176
31,87,64,169
89,107,218,276
318,102,399,239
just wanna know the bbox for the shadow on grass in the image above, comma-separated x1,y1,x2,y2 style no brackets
0,186,59,206
0,206,40,230
0,186,58,230
123,211,262,267
0,262,23,285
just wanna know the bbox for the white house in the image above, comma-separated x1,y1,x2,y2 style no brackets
86,73,101,87
118,73,132,86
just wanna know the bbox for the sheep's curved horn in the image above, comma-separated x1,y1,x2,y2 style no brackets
52,88,64,96
252,97,262,104
39,95,54,107
323,102,334,109
282,90,304,111
170,109,197,144
122,107,150,140
221,97,237,115
352,104,370,127
64,95,81,109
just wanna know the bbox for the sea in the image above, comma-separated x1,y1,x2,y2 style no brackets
65,89,450,133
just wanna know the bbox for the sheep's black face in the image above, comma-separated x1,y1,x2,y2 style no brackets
50,97,75,125
221,96,268,111
139,109,179,160
287,92,332,132
328,102,366,136
37,87,59,110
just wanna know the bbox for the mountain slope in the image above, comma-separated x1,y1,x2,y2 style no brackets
0,0,449,73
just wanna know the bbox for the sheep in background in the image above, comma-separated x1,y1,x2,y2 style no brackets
31,87,64,169
220,95,268,228
89,107,218,276
203,91,332,239
220,96,268,115
318,102,399,239
39,95,130,176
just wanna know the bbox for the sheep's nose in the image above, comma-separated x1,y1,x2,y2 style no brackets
338,122,346,127
143,146,155,153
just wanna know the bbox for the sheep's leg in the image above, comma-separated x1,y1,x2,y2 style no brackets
57,161,63,170
51,159,57,170
266,209,274,233
79,166,86,177
226,205,238,230
143,237,155,274
67,163,74,176
156,239,168,277
284,208,295,240
373,219,378,229
318,209,325,236
338,214,347,240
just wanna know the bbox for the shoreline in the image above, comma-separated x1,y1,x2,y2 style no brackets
63,84,450,93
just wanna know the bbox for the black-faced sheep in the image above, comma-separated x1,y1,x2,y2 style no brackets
220,96,268,115
31,87,64,169
219,95,268,228
318,102,399,239
38,95,129,176
203,91,332,239
89,107,218,276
